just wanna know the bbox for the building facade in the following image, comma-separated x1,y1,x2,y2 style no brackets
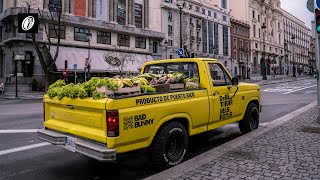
230,18,250,79
282,9,311,76
0,0,164,91
230,0,312,79
157,0,231,70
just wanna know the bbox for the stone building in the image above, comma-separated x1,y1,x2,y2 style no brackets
282,9,311,76
157,0,231,70
0,0,164,91
230,0,284,79
230,18,250,79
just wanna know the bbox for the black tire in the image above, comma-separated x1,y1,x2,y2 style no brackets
150,121,188,169
239,103,259,134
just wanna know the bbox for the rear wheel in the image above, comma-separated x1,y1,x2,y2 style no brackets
150,121,188,169
239,103,259,134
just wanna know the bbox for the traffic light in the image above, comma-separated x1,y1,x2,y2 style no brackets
316,9,320,33
64,60,68,69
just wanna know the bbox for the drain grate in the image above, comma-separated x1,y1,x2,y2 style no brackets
300,126,320,134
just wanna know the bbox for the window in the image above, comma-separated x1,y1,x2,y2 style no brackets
168,40,173,46
214,12,217,18
49,24,66,39
153,42,158,53
144,62,199,79
208,10,211,17
233,38,237,49
223,26,228,55
189,4,193,10
135,37,146,49
168,11,172,22
221,0,227,9
118,34,130,47
117,0,127,25
0,0,3,13
202,8,205,15
234,50,237,61
253,10,255,19
240,40,243,49
255,43,258,49
165,0,172,3
64,0,74,14
88,0,96,18
97,31,111,44
209,63,231,86
223,16,226,21
214,23,219,54
168,25,173,36
258,15,260,22
259,28,260,38
195,6,200,12
74,27,90,41
253,24,256,37
246,41,249,51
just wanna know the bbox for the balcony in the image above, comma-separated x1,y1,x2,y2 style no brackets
190,23,194,28
196,24,201,29
239,47,244,51
197,37,201,42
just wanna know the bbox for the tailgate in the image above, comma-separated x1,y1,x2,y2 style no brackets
43,96,108,144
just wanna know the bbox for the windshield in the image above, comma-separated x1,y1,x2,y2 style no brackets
143,62,199,79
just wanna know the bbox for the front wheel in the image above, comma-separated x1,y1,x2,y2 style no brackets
239,103,259,134
150,121,188,169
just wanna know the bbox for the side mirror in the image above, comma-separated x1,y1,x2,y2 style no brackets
231,77,239,86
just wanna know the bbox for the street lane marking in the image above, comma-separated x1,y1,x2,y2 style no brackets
0,142,50,156
282,85,317,94
0,129,41,133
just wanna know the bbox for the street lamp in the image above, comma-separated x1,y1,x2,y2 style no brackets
177,0,184,57
261,23,267,80
291,35,296,77
163,39,169,59
85,30,92,82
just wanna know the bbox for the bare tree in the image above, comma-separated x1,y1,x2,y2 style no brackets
104,45,137,76
22,0,64,91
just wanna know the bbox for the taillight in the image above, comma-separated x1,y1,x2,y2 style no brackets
43,103,45,122
107,111,119,137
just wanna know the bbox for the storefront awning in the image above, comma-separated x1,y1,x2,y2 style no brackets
50,46,154,73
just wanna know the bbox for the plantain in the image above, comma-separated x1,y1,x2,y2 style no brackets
122,79,133,87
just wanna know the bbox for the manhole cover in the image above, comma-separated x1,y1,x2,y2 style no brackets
300,127,320,134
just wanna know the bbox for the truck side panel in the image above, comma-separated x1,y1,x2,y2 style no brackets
106,90,210,153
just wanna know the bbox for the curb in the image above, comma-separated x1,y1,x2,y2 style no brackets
255,77,310,86
144,101,317,180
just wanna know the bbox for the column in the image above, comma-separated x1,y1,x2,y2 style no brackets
109,0,114,22
144,0,149,29
114,0,118,24
128,0,134,26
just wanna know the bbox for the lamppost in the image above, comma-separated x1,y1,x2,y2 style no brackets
291,35,296,77
261,23,267,80
177,0,184,55
86,30,92,81
163,39,169,59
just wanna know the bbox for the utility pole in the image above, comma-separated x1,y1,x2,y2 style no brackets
177,4,183,52
315,7,320,123
262,23,267,80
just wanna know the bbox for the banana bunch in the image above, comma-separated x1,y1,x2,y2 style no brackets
167,74,174,78
132,77,149,86
112,78,134,88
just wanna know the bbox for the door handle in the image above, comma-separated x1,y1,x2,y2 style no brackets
213,91,220,96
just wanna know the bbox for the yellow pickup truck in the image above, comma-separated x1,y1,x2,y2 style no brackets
38,58,261,168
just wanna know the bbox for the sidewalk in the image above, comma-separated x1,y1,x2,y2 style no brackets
242,76,311,86
0,91,44,100
146,102,320,180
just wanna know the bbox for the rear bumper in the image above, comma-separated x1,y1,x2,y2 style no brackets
37,129,116,162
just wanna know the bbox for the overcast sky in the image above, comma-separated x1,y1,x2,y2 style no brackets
281,0,314,29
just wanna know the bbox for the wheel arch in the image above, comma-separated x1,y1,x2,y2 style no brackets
147,113,192,147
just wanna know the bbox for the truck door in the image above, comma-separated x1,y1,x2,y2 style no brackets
206,62,240,128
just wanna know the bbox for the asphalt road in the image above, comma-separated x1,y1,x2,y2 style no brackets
0,78,317,180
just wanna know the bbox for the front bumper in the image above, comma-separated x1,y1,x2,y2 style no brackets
38,129,116,162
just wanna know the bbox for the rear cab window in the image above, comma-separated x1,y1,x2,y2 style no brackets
143,62,200,80
208,63,231,86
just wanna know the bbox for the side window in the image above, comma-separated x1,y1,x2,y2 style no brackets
209,63,231,86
